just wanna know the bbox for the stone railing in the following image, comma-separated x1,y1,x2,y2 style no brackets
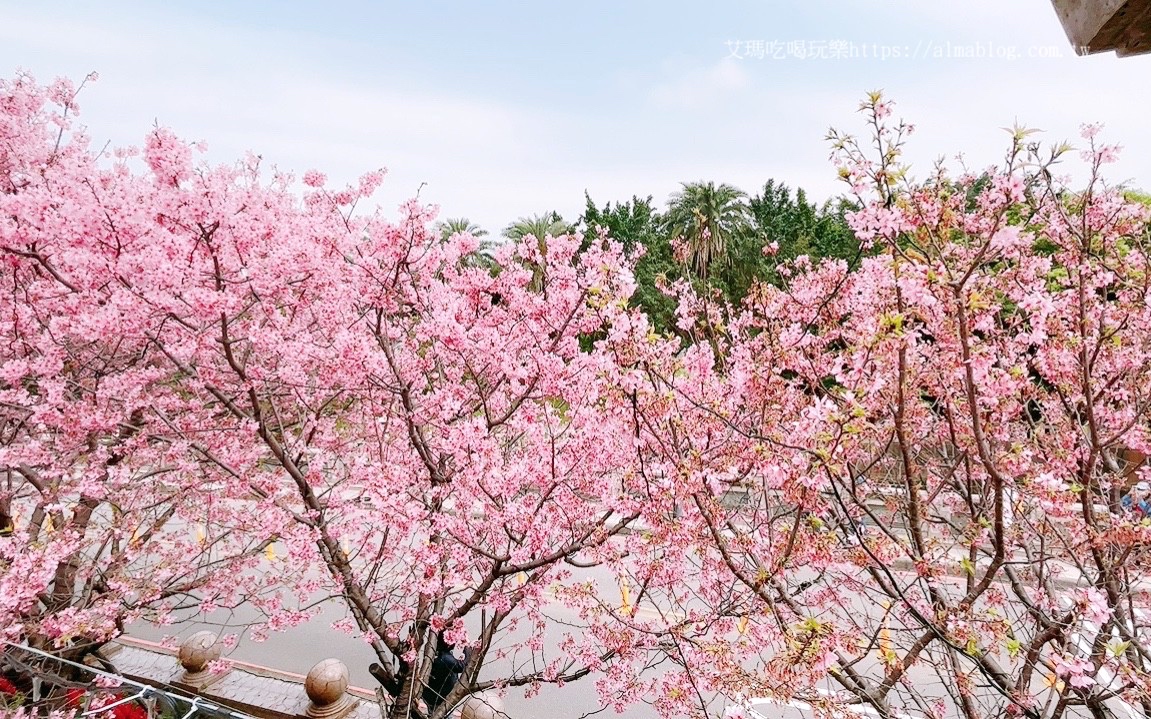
104,634,506,719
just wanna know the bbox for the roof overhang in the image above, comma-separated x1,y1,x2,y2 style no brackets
1051,0,1151,56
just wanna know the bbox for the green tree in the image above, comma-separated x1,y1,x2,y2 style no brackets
749,180,858,264
502,211,572,242
1124,188,1151,207
433,217,501,273
582,183,858,335
580,194,679,336
435,217,488,242
503,212,572,291
661,182,752,281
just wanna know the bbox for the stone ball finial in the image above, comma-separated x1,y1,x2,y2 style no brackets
460,691,508,719
305,659,356,719
177,631,224,688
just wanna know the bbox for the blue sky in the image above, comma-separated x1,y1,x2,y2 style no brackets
2,1,1148,233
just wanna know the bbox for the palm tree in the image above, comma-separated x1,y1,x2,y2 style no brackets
502,212,572,291
501,212,571,242
435,217,488,242
432,218,502,274
662,182,751,281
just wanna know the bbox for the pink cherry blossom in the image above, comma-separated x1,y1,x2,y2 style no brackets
4,76,1151,719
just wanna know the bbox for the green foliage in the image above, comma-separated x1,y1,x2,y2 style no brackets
580,194,680,336
1124,189,1151,207
661,181,753,281
503,212,572,291
435,217,488,241
502,211,572,241
433,217,501,274
749,180,859,278
702,180,857,301
579,181,858,338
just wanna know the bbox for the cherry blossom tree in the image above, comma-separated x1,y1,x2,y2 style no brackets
0,73,669,719
608,94,1151,718
7,71,1151,719
0,73,281,671
131,188,657,719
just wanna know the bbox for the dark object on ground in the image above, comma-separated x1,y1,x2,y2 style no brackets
424,634,466,713
369,662,401,698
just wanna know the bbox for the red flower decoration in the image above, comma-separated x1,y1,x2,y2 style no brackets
112,699,149,719
65,687,86,707
61,687,147,718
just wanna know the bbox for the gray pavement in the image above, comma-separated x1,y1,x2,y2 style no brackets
126,559,674,719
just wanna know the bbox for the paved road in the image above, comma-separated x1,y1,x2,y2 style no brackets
126,558,682,719
125,527,1142,719
124,552,974,719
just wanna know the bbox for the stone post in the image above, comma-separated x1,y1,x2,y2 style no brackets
459,691,508,719
176,631,226,689
304,658,358,719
